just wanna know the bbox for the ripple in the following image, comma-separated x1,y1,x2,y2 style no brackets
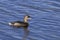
0,0,60,40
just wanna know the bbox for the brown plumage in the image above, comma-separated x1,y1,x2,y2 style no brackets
8,15,31,29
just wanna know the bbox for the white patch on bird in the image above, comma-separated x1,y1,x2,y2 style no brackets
9,23,12,25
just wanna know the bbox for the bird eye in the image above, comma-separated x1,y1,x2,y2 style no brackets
28,16,30,18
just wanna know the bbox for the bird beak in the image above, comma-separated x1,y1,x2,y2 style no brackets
28,18,32,20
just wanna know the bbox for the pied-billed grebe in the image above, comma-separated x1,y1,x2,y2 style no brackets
8,15,31,29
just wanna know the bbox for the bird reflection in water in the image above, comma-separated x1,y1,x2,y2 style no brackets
22,28,29,40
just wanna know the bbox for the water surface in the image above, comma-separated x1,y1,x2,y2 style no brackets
0,0,60,40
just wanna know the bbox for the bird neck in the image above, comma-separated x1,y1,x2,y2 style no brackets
24,16,28,23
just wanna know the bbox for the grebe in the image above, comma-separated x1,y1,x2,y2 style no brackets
8,15,31,29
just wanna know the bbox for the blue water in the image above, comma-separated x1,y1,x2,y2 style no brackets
0,0,60,40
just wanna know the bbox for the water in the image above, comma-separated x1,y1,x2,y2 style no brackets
0,0,60,40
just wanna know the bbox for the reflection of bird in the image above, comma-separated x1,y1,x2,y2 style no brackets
8,15,31,29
